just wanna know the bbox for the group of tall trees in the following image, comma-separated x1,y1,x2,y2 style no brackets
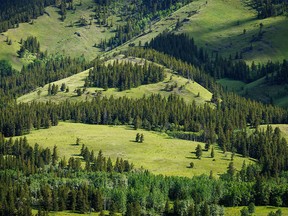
17,36,42,58
85,60,164,91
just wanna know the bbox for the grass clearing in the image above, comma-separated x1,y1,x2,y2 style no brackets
15,122,253,178
225,206,288,216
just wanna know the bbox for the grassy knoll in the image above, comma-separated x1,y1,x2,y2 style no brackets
176,0,288,64
225,206,288,216
0,0,116,70
15,122,253,178
17,57,212,105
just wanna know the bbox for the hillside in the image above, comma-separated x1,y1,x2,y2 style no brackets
0,0,115,70
175,0,288,64
17,56,212,105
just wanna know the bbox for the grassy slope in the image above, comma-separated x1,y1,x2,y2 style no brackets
176,0,288,64
0,0,116,70
16,122,253,178
17,56,212,105
174,0,288,107
225,206,288,216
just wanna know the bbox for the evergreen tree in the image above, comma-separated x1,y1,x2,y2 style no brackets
195,144,202,159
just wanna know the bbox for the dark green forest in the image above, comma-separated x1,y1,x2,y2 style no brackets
85,60,164,91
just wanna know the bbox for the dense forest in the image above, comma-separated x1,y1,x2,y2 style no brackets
85,60,165,91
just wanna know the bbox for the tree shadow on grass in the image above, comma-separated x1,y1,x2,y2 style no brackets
186,156,198,159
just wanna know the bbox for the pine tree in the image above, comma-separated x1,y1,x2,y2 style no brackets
211,146,215,158
139,134,144,143
195,144,202,159
135,133,140,142
52,145,58,166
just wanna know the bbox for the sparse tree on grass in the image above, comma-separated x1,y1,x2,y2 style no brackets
190,162,194,168
240,207,249,216
248,202,255,214
76,137,81,145
205,141,211,151
211,146,215,158
60,83,66,92
140,134,144,143
135,133,140,142
195,144,202,159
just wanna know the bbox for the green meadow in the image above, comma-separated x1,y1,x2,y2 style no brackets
15,122,253,178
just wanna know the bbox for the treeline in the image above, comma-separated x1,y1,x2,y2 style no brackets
85,60,164,91
149,33,288,84
0,0,55,33
252,0,288,18
0,55,88,105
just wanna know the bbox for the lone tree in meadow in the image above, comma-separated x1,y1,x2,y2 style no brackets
140,134,144,143
135,133,140,142
76,137,81,145
195,144,202,159
211,146,215,158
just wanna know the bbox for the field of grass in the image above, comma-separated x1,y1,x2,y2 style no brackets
225,206,288,216
176,0,288,64
17,56,212,105
15,122,253,178
0,0,116,70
